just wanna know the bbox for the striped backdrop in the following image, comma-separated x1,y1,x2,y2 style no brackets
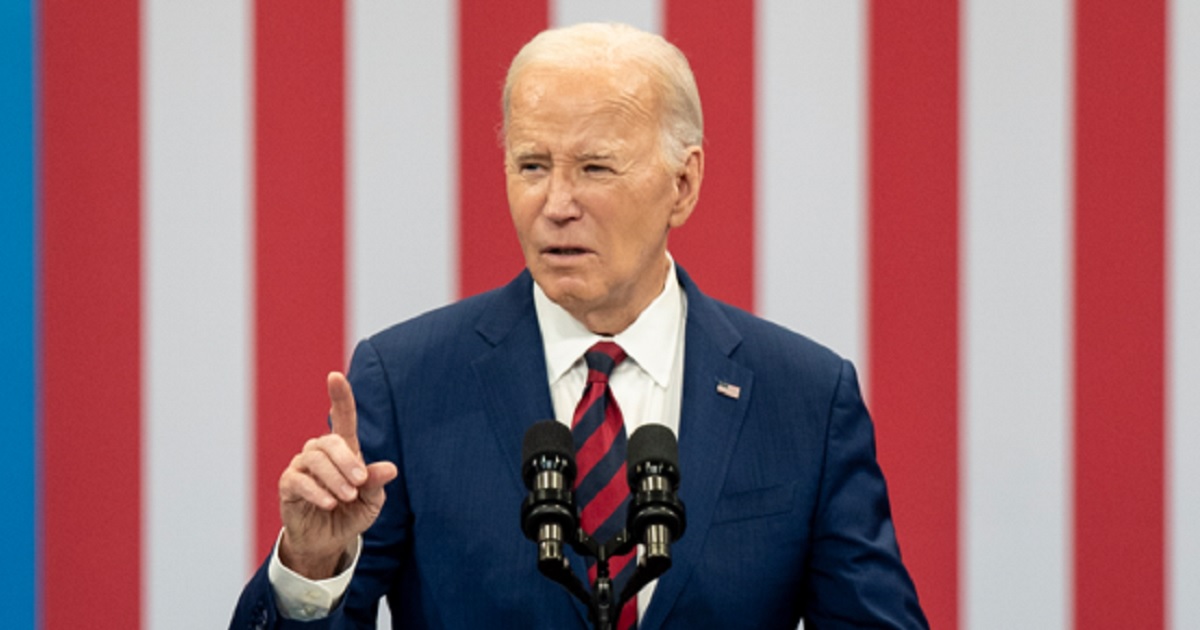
7,1,1198,628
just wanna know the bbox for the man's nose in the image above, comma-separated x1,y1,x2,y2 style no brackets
543,168,580,221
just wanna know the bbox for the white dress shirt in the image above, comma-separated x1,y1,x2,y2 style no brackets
535,257,686,441
534,257,687,622
270,258,687,622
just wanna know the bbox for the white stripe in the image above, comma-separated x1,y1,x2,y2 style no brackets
142,1,252,627
757,0,867,371
1170,0,1200,627
961,1,1070,627
551,0,662,33
347,0,456,349
347,4,457,624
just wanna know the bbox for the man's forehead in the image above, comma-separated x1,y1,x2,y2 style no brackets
508,142,624,159
512,61,656,107
504,61,663,155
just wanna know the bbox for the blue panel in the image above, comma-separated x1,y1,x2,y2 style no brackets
0,1,37,628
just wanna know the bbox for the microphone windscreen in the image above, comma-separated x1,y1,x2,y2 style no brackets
522,420,574,466
627,424,679,484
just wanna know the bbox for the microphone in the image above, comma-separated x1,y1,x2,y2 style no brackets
520,420,579,569
626,424,686,565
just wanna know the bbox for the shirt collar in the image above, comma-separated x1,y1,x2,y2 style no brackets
533,255,683,388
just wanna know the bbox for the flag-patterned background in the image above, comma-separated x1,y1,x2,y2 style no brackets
5,0,1198,628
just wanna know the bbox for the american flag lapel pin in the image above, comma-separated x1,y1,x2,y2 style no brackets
716,380,741,400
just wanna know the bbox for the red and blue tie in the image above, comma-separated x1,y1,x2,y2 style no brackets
572,341,637,630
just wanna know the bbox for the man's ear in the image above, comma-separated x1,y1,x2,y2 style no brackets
668,146,704,229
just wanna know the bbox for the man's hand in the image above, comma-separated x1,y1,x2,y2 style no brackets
277,372,399,579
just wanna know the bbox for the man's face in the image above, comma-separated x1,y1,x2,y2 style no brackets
505,62,702,334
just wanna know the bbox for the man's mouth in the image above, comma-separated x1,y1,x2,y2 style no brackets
545,247,589,256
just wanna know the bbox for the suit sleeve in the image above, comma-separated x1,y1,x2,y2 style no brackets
229,557,341,630
229,338,410,629
802,359,928,630
337,336,413,625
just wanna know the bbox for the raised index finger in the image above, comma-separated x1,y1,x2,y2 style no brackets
327,371,359,454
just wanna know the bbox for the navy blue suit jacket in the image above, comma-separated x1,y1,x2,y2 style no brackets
232,267,926,629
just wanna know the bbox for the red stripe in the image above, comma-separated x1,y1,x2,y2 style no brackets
574,391,624,481
584,551,637,629
617,594,637,630
39,1,142,627
590,341,626,364
663,1,756,311
572,383,605,426
458,0,548,298
867,2,959,628
611,552,638,630
575,423,623,490
1073,1,1166,627
585,550,635,582
586,549,635,578
254,0,347,559
585,550,636,595
581,464,629,533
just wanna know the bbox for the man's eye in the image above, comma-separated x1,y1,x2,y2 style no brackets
518,163,546,174
583,164,613,174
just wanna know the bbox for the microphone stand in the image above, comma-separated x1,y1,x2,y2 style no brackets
556,528,652,630
522,422,685,630
538,508,680,630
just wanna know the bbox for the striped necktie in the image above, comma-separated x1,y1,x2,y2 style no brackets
572,341,637,630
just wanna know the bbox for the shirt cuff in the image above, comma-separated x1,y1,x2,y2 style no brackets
267,529,362,621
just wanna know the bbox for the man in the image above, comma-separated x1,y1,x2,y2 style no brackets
232,22,926,629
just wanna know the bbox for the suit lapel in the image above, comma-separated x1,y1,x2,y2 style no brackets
640,269,754,630
469,272,594,626
471,272,555,486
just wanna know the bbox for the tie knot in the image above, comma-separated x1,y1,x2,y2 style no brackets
585,341,626,381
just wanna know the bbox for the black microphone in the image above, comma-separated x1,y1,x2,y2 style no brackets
520,420,579,569
626,424,686,565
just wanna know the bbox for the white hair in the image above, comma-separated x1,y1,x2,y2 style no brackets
502,22,704,169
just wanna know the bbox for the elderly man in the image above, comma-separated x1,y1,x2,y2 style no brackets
232,22,926,630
